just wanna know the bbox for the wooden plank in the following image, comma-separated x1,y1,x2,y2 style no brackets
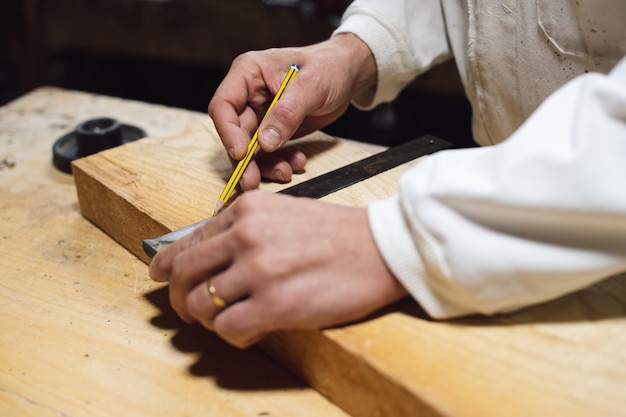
72,120,407,264
71,117,626,417
72,121,226,264
0,87,350,417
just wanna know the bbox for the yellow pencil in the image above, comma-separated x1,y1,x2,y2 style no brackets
212,64,300,216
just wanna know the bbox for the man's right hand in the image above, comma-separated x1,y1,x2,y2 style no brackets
207,33,377,191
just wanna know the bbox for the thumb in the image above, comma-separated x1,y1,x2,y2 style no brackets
257,126,285,153
258,67,311,152
257,82,307,152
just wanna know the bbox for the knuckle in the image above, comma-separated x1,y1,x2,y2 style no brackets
270,101,299,127
168,251,188,283
230,222,259,249
232,51,259,68
232,191,262,217
169,289,191,323
246,254,275,279
185,290,205,321
213,316,253,349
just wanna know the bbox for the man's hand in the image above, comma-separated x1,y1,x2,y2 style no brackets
208,33,377,190
149,191,407,348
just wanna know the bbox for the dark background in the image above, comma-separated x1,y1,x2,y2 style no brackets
0,0,474,148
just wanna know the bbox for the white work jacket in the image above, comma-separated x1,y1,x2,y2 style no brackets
334,0,626,318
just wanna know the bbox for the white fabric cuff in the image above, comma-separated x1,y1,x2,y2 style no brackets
368,196,471,319
333,13,423,109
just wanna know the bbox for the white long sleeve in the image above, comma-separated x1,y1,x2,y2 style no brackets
337,1,626,146
333,0,451,109
369,58,626,318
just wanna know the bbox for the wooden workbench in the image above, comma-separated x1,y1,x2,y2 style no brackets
2,88,626,417
0,87,349,417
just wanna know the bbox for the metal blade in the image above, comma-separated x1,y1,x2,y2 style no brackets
142,218,210,259
142,134,451,258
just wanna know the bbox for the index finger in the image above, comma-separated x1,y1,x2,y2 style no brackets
209,79,265,160
148,209,236,283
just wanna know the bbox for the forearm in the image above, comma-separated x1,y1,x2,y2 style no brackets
370,58,626,318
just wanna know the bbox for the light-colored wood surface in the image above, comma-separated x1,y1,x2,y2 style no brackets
0,87,350,417
71,120,403,265
69,91,626,417
5,88,626,417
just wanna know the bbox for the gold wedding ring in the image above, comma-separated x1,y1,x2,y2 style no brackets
207,280,227,308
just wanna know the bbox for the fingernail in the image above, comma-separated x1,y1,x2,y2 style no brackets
260,128,282,151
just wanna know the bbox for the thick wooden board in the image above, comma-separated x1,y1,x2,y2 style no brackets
0,88,349,417
71,116,626,417
72,120,409,264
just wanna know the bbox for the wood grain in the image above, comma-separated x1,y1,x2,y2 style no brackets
0,88,349,417
71,109,626,417
72,120,409,263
